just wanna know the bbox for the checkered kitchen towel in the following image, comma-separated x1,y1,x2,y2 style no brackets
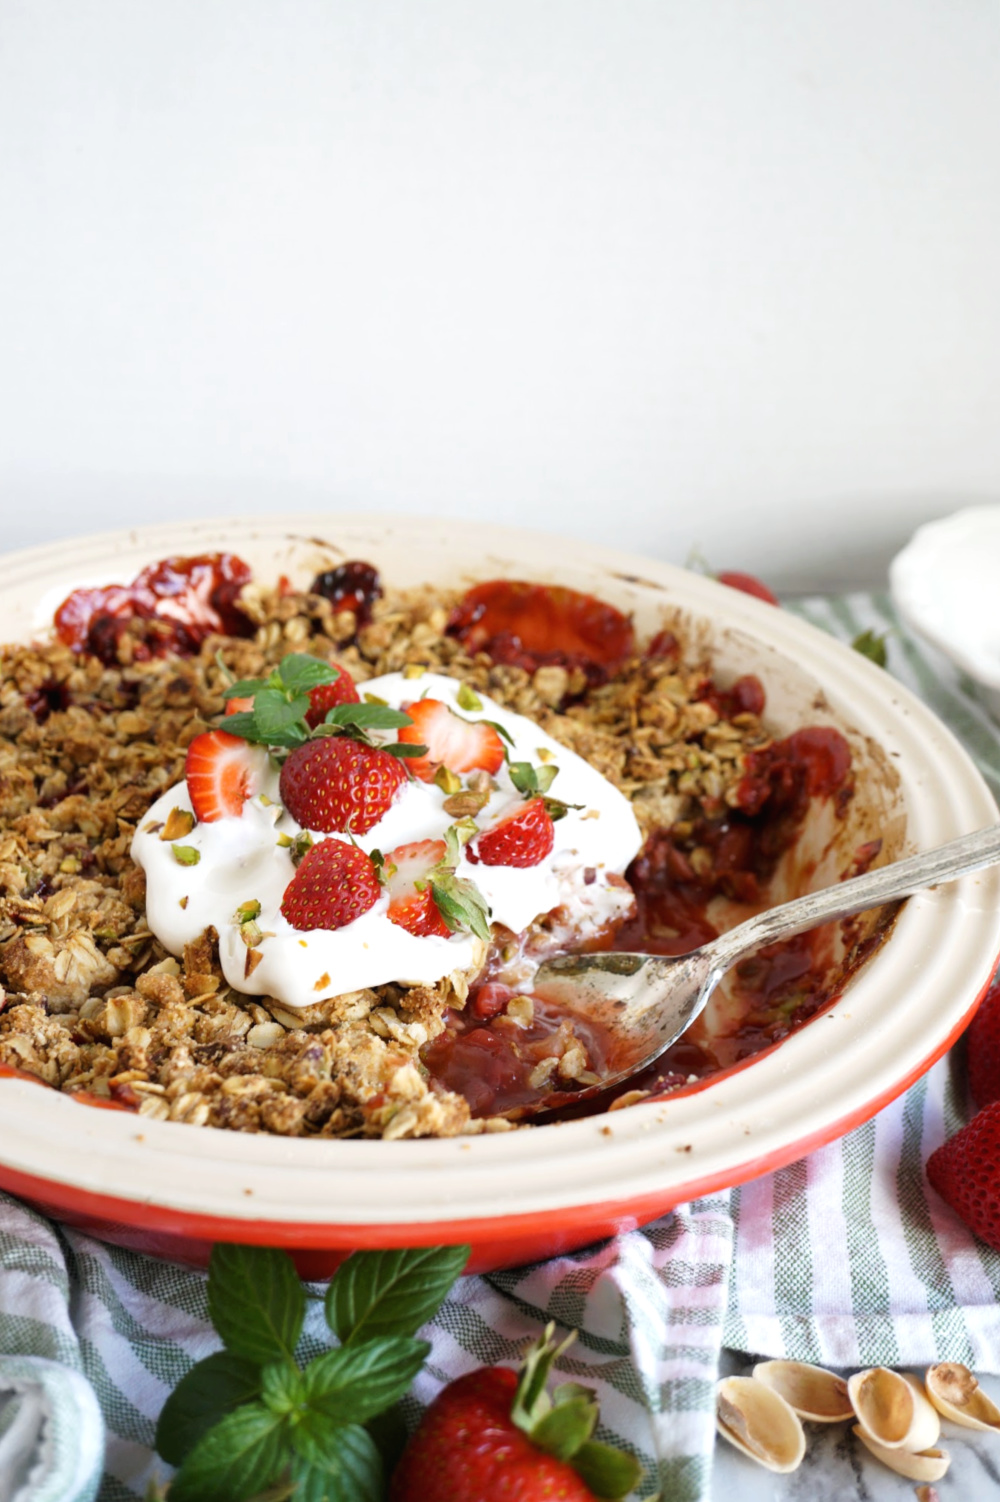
1,591,999,1502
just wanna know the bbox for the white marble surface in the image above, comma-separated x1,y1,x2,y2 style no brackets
715,1350,1000,1498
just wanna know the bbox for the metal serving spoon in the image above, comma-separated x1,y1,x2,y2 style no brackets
524,823,1000,1116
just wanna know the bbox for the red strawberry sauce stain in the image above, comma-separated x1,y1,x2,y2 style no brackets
54,553,255,666
423,723,867,1118
447,579,635,684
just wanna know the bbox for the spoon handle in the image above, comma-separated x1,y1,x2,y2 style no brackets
707,823,1000,972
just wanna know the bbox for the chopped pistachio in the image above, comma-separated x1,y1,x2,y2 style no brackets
536,746,557,763
402,663,427,679
244,947,264,979
456,683,483,712
171,844,201,866
442,790,489,818
161,807,196,841
434,765,462,795
178,895,189,909
363,692,389,706
59,855,82,874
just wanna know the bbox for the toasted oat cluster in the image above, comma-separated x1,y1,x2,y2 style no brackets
0,575,770,1139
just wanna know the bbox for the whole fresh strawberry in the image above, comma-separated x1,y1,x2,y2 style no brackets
927,1101,1000,1251
280,735,407,834
397,698,505,783
390,1325,640,1502
304,665,361,728
281,837,381,930
967,973,1000,1110
471,796,555,868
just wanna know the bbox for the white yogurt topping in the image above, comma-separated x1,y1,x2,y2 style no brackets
131,672,643,1008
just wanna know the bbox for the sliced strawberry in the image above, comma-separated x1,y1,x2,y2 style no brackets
470,796,555,868
281,838,381,931
386,839,451,938
279,736,406,834
304,666,361,728
396,699,505,783
184,730,266,822
224,695,255,716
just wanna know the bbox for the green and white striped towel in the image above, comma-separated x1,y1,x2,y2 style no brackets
0,591,998,1502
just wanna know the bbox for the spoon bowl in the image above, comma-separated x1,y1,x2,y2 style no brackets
517,823,1000,1120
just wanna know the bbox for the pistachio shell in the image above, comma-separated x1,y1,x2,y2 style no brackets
925,1362,1000,1432
900,1373,941,1452
716,1376,806,1473
752,1360,853,1422
848,1366,917,1449
853,1426,950,1482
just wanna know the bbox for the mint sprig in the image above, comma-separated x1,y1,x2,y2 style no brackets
220,652,426,760
155,1241,470,1499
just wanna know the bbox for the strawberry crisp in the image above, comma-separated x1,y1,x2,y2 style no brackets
0,553,859,1139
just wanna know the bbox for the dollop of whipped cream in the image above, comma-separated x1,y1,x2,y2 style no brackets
131,672,643,1008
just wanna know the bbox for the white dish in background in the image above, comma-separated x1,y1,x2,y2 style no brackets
890,506,1000,721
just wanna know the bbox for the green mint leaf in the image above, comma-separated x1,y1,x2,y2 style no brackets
431,876,492,944
301,1336,429,1424
508,760,539,795
455,683,483,712
851,627,889,668
325,1244,470,1344
207,1245,306,1365
221,710,268,743
288,1426,383,1502
383,741,427,759
254,687,311,738
261,1360,308,1417
171,844,200,866
530,1395,598,1459
155,1351,262,1466
277,653,340,693
571,1439,643,1500
323,703,413,730
223,677,269,700
264,724,310,749
167,1402,289,1502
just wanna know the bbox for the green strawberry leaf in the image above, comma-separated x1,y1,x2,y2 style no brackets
278,654,341,693
325,1245,470,1344
207,1245,306,1365
324,703,414,731
167,1402,289,1502
431,875,492,944
155,1350,262,1466
571,1439,643,1500
851,627,889,668
535,763,559,793
508,760,539,795
300,1336,429,1424
530,1394,598,1459
482,717,515,749
288,1425,383,1502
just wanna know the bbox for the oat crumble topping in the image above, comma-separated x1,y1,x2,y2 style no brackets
0,576,770,1139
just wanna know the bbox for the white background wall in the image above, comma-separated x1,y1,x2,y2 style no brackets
2,1,999,590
